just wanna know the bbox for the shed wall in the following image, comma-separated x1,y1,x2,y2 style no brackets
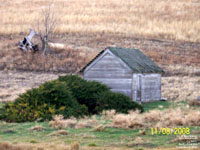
141,74,161,102
132,74,161,102
84,51,133,97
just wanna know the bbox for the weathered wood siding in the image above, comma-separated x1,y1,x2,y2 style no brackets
132,74,161,102
141,74,161,102
83,49,162,102
132,74,142,101
84,50,133,97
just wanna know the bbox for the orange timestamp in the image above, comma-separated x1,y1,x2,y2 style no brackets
151,127,190,135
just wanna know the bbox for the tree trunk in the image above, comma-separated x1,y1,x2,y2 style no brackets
42,36,48,55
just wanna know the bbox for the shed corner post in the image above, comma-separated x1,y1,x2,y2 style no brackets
132,73,137,102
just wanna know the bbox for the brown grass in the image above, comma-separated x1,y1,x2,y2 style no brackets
0,1,200,77
49,115,77,129
29,125,45,131
92,125,105,132
0,142,31,150
0,0,200,42
70,142,79,150
0,42,93,73
48,130,69,136
49,115,99,129
75,119,98,129
162,76,200,101
126,137,144,147
102,108,200,129
188,99,200,107
1,141,173,150
0,70,60,102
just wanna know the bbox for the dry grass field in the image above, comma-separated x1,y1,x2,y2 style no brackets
0,0,200,74
0,0,200,149
0,0,200,42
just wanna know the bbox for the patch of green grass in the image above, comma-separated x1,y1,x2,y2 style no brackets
2,120,192,149
142,100,189,112
142,101,171,111
0,108,199,149
29,140,38,143
88,143,96,147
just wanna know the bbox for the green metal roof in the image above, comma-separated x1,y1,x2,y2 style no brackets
80,47,164,73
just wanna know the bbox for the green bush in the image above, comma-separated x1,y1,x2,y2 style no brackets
95,91,144,113
1,80,88,122
1,75,143,122
58,75,110,113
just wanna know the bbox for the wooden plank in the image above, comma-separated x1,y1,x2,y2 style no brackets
84,74,132,79
89,68,131,71
141,74,161,101
85,78,132,83
84,49,132,74
92,61,127,69
141,86,161,89
98,55,118,61
141,90,161,96
84,71,132,78
107,49,132,72
84,49,110,74
90,50,132,71
142,74,160,77
105,83,131,89
85,78,132,89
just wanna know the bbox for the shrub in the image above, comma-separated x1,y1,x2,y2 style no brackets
1,75,143,122
58,75,110,113
1,80,88,122
95,91,144,113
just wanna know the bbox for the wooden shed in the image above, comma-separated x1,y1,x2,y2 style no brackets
80,47,164,103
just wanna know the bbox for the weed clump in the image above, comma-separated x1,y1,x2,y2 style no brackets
49,115,77,129
70,142,79,150
29,125,45,131
110,107,200,129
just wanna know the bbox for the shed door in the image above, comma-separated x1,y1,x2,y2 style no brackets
136,75,142,101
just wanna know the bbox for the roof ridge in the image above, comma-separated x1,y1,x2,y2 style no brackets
80,47,164,73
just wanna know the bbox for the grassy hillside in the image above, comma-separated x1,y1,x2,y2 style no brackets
0,0,200,75
0,0,200,42
0,1,199,149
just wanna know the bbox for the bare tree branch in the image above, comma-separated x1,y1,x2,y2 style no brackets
34,5,58,56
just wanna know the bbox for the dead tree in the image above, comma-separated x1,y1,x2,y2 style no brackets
36,6,58,55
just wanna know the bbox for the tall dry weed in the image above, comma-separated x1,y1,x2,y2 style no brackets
101,109,116,119
111,108,200,129
49,115,77,129
70,142,79,150
49,115,98,129
0,142,31,150
75,119,98,129
111,110,144,129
